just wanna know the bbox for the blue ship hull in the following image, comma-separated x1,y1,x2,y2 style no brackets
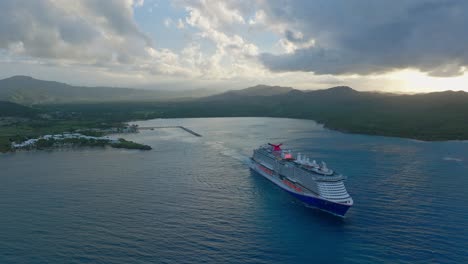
250,160,351,217
286,189,351,217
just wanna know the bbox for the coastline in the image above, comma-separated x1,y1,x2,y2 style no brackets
2,128,151,153
320,122,468,142
2,115,465,154
131,115,467,142
9,135,151,152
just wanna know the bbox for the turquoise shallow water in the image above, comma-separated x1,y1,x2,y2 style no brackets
1,117,467,263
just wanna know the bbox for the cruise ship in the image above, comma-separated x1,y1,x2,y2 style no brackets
249,143,353,217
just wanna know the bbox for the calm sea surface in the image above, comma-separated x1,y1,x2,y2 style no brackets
1,118,467,263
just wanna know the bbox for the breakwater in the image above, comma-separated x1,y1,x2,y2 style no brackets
138,126,202,137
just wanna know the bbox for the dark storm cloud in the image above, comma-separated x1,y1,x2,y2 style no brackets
259,0,468,76
82,0,152,45
0,1,93,57
0,0,150,62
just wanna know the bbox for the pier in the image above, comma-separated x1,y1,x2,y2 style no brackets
138,126,202,137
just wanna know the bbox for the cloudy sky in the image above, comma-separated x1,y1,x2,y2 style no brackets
1,0,468,92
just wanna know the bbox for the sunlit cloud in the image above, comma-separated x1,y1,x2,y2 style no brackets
0,0,467,92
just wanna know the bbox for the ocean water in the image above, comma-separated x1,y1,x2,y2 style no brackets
0,117,467,263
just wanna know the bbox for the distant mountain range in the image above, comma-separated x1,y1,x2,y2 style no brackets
2,75,468,140
0,76,217,104
203,84,293,101
160,85,468,140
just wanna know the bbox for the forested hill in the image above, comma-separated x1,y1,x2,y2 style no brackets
154,86,468,141
0,101,39,117
202,84,293,101
0,76,216,104
3,77,468,141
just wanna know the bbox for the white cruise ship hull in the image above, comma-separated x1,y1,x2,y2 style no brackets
249,158,352,217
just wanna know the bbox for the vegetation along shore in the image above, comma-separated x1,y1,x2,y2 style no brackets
2,76,468,153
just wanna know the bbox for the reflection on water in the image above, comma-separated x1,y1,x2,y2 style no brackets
1,117,467,263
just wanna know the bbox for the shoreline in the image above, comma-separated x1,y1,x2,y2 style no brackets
7,132,151,153
132,116,467,142
2,116,465,154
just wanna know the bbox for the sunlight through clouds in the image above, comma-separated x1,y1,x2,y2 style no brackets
0,0,467,91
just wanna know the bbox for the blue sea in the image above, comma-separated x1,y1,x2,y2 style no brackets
1,118,467,263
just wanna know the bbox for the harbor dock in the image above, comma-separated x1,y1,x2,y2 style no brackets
138,126,202,137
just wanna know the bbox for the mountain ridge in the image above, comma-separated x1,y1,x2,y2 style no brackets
2,75,468,105
0,101,39,117
2,75,468,141
0,76,217,104
201,84,294,101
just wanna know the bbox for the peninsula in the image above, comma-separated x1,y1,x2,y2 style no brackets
0,100,151,152
11,133,151,151
2,76,468,150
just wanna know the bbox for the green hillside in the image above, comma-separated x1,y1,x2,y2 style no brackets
36,85,468,141
0,101,39,117
2,83,468,152
0,76,217,104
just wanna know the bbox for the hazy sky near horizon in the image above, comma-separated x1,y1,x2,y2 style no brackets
1,0,468,92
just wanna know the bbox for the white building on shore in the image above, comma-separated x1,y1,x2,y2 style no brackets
11,133,119,149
